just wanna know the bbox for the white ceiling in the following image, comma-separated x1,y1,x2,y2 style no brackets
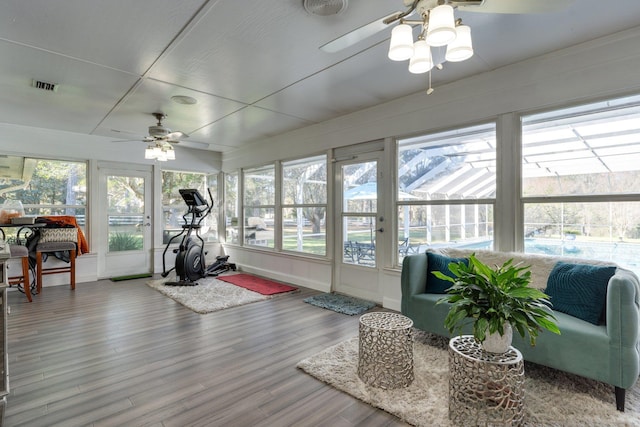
1,0,640,154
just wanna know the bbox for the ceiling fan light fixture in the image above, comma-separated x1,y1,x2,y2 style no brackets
145,144,176,161
156,146,168,162
408,39,433,74
426,5,457,47
144,146,156,160
388,24,414,61
445,24,473,62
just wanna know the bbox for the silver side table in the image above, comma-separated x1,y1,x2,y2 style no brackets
449,335,525,427
357,312,414,389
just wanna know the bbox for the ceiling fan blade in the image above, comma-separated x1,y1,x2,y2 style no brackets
166,131,189,141
173,140,210,150
111,137,154,143
320,11,404,53
456,0,574,14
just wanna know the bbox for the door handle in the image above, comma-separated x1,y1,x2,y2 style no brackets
377,227,384,233
144,222,151,227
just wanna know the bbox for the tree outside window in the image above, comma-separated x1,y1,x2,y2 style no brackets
282,155,327,256
243,165,275,248
0,156,86,243
161,170,218,243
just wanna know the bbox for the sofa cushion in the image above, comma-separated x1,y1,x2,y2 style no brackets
426,252,468,293
546,262,616,325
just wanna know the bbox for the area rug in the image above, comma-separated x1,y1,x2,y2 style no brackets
216,273,298,295
146,275,282,314
297,331,640,426
303,293,376,315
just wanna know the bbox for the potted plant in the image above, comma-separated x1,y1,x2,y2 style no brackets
434,254,560,353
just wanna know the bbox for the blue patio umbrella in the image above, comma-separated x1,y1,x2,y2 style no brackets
343,182,417,200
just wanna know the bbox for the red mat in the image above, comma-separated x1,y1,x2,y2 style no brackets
217,274,298,295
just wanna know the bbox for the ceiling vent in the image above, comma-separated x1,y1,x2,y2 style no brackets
303,0,348,16
32,79,58,92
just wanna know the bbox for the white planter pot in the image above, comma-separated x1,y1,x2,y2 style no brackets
482,323,513,353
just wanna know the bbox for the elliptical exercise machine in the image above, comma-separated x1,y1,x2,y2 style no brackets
161,188,234,286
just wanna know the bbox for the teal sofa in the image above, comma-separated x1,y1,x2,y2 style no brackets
401,249,640,411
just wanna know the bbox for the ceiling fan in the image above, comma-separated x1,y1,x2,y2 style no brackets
145,112,189,144
320,0,575,53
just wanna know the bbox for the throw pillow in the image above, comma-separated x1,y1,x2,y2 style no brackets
426,252,468,294
39,227,78,243
545,262,616,325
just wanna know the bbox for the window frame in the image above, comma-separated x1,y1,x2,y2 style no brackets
242,163,276,249
395,122,498,266
519,93,640,273
160,170,219,244
0,155,88,242
280,154,328,257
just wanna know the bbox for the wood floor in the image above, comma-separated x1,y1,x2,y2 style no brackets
4,278,410,427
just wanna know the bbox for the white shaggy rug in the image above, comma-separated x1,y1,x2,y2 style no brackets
297,331,640,426
146,275,270,314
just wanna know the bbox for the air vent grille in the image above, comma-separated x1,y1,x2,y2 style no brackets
32,79,58,92
303,0,348,16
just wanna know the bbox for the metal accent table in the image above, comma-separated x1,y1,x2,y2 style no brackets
449,335,525,427
357,312,414,389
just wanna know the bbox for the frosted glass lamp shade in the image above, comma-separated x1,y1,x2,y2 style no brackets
145,147,155,159
445,25,473,62
426,5,456,47
408,40,433,74
388,24,414,61
166,148,176,160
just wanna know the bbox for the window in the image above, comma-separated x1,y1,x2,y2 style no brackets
0,156,87,242
397,123,497,263
522,94,640,274
243,165,275,248
107,175,146,251
281,155,327,256
161,171,218,243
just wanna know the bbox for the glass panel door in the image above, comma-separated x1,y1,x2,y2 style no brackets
342,164,378,267
107,175,146,252
334,152,384,303
98,165,152,278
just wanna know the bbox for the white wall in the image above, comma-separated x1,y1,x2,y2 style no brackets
221,26,640,311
